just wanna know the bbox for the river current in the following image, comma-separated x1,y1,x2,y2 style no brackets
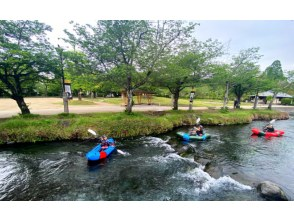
0,116,293,201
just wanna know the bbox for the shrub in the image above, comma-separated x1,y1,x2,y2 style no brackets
281,98,294,105
219,106,229,113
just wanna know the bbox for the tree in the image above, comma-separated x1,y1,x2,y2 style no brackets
151,54,192,110
0,20,54,114
229,48,262,108
64,20,197,113
151,38,224,110
62,50,97,100
264,60,287,110
209,63,231,108
181,39,224,110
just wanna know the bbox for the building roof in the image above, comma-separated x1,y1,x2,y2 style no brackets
257,90,293,98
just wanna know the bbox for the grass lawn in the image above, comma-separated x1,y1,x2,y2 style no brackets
84,96,253,107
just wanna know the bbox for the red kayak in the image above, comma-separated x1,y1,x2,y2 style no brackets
251,128,285,137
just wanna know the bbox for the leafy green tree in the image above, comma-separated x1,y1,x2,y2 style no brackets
62,51,98,100
251,73,272,109
204,63,231,108
151,54,192,110
151,39,224,110
64,20,197,113
264,60,287,109
230,47,262,108
0,20,54,114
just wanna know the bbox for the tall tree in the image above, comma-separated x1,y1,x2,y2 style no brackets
230,47,262,108
152,54,192,110
151,39,224,110
0,20,54,114
182,39,224,109
64,20,197,113
264,60,287,110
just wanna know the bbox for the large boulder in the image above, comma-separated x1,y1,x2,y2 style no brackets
257,181,288,201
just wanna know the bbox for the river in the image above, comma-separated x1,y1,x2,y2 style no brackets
0,115,293,201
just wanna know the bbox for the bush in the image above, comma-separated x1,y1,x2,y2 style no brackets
219,106,229,113
281,98,294,105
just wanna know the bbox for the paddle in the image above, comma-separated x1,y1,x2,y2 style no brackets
269,119,276,124
196,117,200,125
87,129,126,155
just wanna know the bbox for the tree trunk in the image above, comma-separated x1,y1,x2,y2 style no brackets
223,81,229,108
14,95,30,114
172,89,180,110
78,89,82,101
236,96,241,108
126,89,133,113
268,91,278,110
45,84,48,97
253,91,259,109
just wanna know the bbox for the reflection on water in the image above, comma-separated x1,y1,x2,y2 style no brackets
0,118,293,201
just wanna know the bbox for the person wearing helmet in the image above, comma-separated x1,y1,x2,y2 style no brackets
263,124,274,132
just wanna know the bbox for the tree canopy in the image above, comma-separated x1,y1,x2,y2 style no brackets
64,20,198,113
0,20,55,114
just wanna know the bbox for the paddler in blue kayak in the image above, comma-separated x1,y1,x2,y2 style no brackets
100,135,111,150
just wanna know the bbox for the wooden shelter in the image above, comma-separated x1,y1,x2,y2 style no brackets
121,89,154,106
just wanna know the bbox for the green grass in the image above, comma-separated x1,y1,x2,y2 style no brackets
0,109,289,145
84,96,253,107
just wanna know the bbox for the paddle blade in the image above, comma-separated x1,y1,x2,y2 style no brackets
196,117,200,124
117,149,126,155
270,119,276,124
88,129,97,136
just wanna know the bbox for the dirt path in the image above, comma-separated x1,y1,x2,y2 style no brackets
0,97,188,118
1,97,293,118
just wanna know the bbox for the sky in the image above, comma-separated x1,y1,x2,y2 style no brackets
41,19,294,72
194,20,294,71
1,0,294,73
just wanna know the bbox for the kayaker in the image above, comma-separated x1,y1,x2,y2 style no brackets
100,135,110,150
196,125,204,136
189,126,197,136
263,124,275,132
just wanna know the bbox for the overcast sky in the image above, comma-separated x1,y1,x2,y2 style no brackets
44,19,294,72
2,1,294,72
194,20,294,71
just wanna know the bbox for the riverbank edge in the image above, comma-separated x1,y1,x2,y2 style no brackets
0,109,289,146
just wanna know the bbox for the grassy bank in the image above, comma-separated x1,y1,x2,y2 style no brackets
0,109,289,145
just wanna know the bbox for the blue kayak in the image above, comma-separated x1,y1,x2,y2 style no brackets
176,131,211,141
86,138,116,162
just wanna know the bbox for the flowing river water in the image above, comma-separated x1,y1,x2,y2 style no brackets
0,115,293,201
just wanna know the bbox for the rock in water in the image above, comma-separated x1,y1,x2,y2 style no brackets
257,181,288,201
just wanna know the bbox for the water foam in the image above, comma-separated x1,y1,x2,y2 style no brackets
175,168,252,195
139,136,175,152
